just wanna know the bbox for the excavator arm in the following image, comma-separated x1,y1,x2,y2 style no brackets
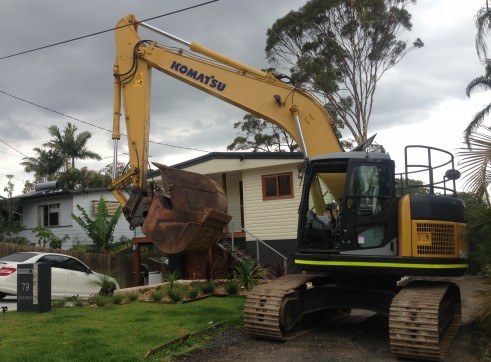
109,14,343,253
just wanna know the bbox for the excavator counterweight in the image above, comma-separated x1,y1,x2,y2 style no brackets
141,163,231,254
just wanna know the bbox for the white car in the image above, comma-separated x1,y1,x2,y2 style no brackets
0,252,120,299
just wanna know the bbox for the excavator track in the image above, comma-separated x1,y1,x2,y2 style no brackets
389,281,461,361
244,274,318,341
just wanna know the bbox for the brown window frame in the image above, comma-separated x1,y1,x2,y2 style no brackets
261,172,294,200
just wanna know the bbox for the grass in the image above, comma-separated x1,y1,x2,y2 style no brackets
0,297,245,362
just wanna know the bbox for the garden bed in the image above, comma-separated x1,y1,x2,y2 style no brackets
53,279,250,308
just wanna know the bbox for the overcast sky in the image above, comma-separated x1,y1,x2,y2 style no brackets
0,0,488,197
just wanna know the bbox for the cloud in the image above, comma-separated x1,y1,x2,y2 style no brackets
0,0,487,195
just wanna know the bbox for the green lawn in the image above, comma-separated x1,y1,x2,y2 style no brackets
0,297,245,362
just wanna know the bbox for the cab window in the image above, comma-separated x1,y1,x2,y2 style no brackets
346,164,391,216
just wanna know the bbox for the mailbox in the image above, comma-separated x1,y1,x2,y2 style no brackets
17,263,51,312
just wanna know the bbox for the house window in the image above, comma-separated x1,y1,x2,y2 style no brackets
38,203,60,227
93,200,121,216
262,173,293,200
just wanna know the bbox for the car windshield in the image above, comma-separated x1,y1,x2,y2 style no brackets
0,252,38,262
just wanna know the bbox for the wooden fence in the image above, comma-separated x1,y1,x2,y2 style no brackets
0,243,136,289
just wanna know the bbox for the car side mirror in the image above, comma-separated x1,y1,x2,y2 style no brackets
86,268,92,274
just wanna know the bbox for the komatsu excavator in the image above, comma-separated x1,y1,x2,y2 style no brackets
109,14,468,361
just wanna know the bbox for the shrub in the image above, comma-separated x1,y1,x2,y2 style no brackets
167,288,183,303
31,226,69,249
111,293,125,305
73,299,85,307
200,281,216,294
224,280,241,295
90,274,117,296
216,250,237,280
187,286,200,299
164,270,180,290
198,257,218,281
150,290,164,302
126,292,139,302
234,258,265,290
90,295,110,307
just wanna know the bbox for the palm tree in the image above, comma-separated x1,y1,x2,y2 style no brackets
466,2,491,146
457,125,491,205
475,1,491,61
461,3,491,192
44,122,101,171
20,147,64,182
465,63,491,147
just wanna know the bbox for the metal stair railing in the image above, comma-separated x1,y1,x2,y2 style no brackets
217,222,288,272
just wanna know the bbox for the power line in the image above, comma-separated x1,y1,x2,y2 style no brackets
0,90,211,155
0,1,219,159
0,90,108,132
0,0,220,61
0,139,28,158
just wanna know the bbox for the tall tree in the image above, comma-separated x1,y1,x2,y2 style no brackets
265,0,423,145
0,175,29,245
57,167,112,190
461,2,491,199
101,161,127,179
228,114,299,152
228,112,353,152
44,122,101,171
465,2,491,146
475,0,491,61
465,63,491,147
20,147,64,182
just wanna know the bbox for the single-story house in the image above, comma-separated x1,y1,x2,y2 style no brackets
13,180,137,249
167,152,306,259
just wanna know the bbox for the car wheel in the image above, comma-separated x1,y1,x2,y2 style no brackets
0,293,7,300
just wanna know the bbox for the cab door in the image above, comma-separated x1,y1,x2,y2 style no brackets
338,159,398,253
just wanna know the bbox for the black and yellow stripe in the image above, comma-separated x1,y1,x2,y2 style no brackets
295,254,468,277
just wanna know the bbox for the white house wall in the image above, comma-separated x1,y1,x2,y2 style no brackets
19,194,73,245
205,172,242,233
70,191,138,248
18,190,137,249
224,172,242,233
242,164,302,241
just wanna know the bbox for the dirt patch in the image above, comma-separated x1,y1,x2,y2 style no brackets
173,275,491,362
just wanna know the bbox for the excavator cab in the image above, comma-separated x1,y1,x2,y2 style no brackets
298,151,398,254
297,146,466,279
141,163,231,254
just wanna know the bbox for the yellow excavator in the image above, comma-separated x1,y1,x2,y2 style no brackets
109,14,468,361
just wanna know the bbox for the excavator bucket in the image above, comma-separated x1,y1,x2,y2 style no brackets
142,163,232,254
